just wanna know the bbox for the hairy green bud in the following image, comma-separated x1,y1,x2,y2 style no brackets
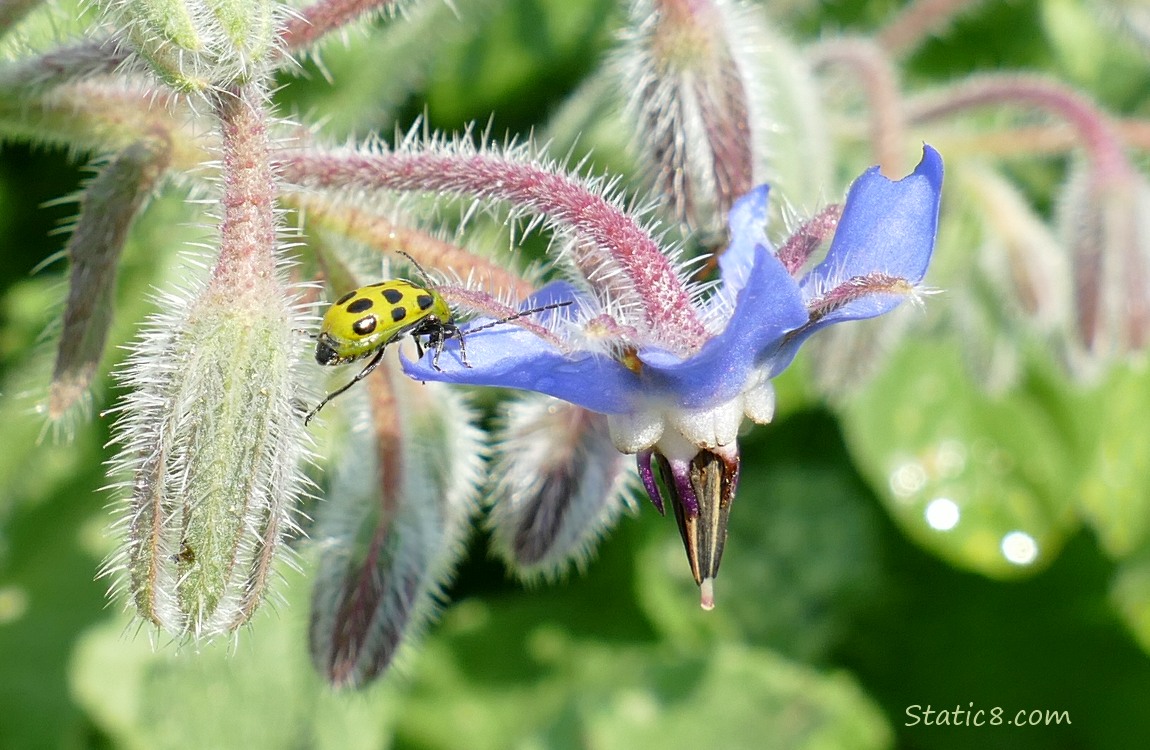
50,134,172,421
308,357,484,688
106,0,278,91
107,272,306,638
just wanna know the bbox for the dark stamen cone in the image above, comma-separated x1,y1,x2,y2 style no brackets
656,448,740,609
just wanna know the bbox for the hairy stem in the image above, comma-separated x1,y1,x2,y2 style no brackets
281,0,399,52
211,84,279,287
283,192,538,300
0,78,198,165
280,146,708,353
924,121,1150,158
50,133,172,418
810,38,908,176
907,74,1132,180
878,0,987,57
0,39,127,90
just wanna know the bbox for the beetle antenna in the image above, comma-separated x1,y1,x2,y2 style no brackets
397,251,437,287
465,300,573,334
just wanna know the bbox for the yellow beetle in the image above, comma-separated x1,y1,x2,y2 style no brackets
305,267,570,425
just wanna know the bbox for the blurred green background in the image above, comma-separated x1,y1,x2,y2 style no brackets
4,0,1150,748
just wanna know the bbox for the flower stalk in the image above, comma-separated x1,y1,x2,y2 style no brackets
908,74,1130,178
281,0,400,53
810,38,909,176
282,192,538,300
877,0,987,57
909,74,1149,366
280,143,709,354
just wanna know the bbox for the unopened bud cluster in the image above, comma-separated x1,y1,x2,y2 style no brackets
102,0,277,91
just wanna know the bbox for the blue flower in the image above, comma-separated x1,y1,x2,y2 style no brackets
404,145,943,606
406,146,941,415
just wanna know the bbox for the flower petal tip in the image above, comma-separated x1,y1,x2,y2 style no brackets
917,144,944,189
700,577,716,611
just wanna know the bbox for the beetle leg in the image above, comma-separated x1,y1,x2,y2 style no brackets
304,347,386,426
456,327,471,368
429,328,446,371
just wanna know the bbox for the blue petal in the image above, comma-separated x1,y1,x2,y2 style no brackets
401,283,642,414
801,145,943,310
719,184,772,292
638,244,807,408
764,145,944,375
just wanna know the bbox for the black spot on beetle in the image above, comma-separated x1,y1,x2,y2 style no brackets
346,297,374,314
391,307,408,323
367,282,386,287
416,294,434,310
353,316,378,335
335,290,357,305
382,288,404,304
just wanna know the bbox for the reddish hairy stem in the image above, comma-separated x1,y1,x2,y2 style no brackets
924,123,1136,158
279,148,708,354
283,192,537,300
907,75,1132,179
280,0,399,52
211,85,279,287
878,0,987,57
810,38,908,177
0,38,128,89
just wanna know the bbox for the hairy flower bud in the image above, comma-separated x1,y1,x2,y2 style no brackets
105,84,303,639
618,0,830,239
308,358,484,688
105,270,306,637
49,134,171,421
487,397,634,580
620,0,754,235
1058,158,1150,375
103,0,278,91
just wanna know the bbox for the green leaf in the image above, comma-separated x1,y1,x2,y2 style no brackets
0,468,108,749
1111,552,1150,657
70,565,398,750
839,339,1082,578
400,599,891,750
549,644,890,750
